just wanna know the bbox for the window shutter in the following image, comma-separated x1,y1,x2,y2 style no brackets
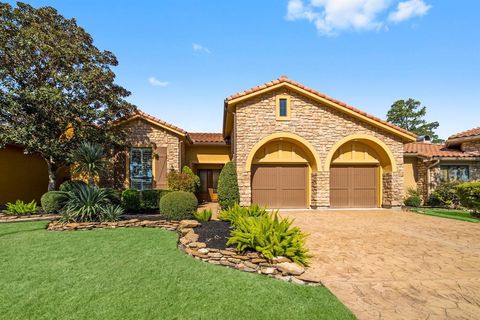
155,147,168,189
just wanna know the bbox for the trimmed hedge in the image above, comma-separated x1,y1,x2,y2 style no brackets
41,191,68,213
456,182,480,213
159,191,198,220
104,188,122,206
141,189,161,209
122,189,141,212
217,162,240,210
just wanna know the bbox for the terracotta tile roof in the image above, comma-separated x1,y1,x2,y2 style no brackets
114,110,187,135
404,142,480,158
188,132,225,144
448,127,480,140
225,76,417,139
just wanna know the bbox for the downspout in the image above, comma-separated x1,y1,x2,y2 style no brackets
426,158,440,198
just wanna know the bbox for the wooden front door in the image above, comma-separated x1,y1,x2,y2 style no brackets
330,165,379,208
198,169,221,202
251,164,308,208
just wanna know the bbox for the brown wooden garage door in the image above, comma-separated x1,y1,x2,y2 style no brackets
251,164,307,208
330,166,379,208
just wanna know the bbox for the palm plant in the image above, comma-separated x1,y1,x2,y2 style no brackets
62,184,110,222
71,142,105,186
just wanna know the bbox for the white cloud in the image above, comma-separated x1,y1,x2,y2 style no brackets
286,0,431,35
192,43,211,54
388,0,431,23
148,77,169,87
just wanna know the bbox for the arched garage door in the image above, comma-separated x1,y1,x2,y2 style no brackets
330,165,379,208
251,164,307,208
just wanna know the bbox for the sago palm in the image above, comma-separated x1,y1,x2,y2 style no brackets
71,142,105,186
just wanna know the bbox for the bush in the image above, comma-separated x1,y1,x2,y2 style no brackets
227,211,310,266
62,185,111,222
193,209,212,222
41,191,68,213
122,189,141,212
167,170,196,193
456,182,480,213
404,188,422,207
59,180,87,192
104,188,122,206
427,182,461,208
99,204,124,222
218,203,268,226
159,191,198,220
140,189,160,209
5,200,38,215
182,166,200,193
217,162,240,210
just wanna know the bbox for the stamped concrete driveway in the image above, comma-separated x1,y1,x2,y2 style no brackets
281,210,480,320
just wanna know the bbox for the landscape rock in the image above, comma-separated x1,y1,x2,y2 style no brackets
179,220,199,229
276,262,305,276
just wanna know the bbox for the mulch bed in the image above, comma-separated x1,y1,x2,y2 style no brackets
195,220,232,249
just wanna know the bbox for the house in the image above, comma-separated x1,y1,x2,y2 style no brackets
110,76,418,209
4,76,477,208
404,128,480,202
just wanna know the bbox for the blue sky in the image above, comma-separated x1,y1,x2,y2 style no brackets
10,0,480,139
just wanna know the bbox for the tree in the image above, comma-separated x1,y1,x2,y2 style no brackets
0,2,135,190
386,99,442,142
217,162,240,210
70,142,105,186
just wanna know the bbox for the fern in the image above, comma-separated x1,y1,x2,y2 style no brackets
193,209,213,222
5,200,38,215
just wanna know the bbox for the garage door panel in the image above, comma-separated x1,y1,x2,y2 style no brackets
252,165,307,208
330,166,378,208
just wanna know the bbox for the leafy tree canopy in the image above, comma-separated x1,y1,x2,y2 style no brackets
0,2,135,189
386,99,442,143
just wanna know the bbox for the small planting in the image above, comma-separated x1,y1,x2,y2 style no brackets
218,203,268,226
217,162,240,210
5,200,38,215
404,188,421,207
456,182,480,214
227,211,310,266
159,191,198,220
122,189,141,212
167,168,198,193
99,204,124,222
193,209,212,222
426,182,461,208
41,191,68,213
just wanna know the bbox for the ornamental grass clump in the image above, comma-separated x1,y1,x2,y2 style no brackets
193,209,212,222
226,208,310,266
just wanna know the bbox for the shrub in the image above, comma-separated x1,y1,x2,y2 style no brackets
227,211,310,266
59,180,87,192
193,209,212,222
141,189,161,209
104,188,122,206
159,191,198,220
217,162,240,210
167,170,196,193
41,191,68,213
218,203,268,226
122,189,141,212
456,182,480,213
426,182,461,208
61,184,116,222
404,188,421,207
182,166,200,193
5,200,38,215
99,204,124,222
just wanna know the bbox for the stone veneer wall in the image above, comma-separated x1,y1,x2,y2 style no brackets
234,88,405,208
461,140,480,153
106,118,182,189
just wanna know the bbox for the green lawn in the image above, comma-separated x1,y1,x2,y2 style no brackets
410,208,480,223
0,221,354,320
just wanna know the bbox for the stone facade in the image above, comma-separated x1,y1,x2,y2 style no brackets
107,118,183,189
461,141,480,153
233,88,405,208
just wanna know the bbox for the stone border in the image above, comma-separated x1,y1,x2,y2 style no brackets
0,213,60,223
47,219,179,231
177,220,321,286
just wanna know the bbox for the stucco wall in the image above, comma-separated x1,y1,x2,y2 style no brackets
233,88,405,208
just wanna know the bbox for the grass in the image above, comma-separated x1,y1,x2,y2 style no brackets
0,221,354,320
410,208,480,223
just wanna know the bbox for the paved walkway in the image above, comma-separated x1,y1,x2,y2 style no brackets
280,210,480,320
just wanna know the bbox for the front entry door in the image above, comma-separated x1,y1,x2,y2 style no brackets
198,169,221,202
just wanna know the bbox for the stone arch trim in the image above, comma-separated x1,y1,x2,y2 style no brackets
323,134,397,172
245,132,321,171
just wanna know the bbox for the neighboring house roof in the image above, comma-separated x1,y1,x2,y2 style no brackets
449,127,480,140
188,132,225,144
224,76,417,141
404,142,480,158
114,110,187,136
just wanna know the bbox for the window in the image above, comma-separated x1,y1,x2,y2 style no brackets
440,165,470,182
129,147,153,190
276,95,291,120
